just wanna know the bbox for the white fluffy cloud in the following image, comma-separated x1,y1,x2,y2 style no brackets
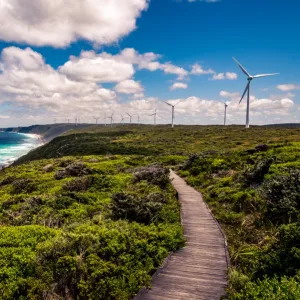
0,0,149,47
115,80,144,94
277,84,300,92
0,47,117,120
191,63,237,80
101,48,188,79
191,63,215,75
212,72,238,80
170,82,188,91
59,51,134,83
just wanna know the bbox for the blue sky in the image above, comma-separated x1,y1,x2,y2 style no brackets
0,0,298,126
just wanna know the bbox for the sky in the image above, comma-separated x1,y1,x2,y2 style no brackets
0,0,299,126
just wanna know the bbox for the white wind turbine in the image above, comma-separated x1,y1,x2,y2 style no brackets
127,113,133,124
163,101,180,128
222,102,229,126
233,57,279,128
149,109,157,126
93,116,101,124
120,114,125,125
107,113,114,126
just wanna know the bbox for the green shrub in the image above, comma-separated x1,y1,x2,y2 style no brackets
243,158,273,185
133,164,170,188
231,274,300,300
261,169,300,223
111,192,167,224
63,176,92,192
11,179,37,194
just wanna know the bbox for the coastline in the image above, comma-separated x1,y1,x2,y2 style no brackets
0,132,44,170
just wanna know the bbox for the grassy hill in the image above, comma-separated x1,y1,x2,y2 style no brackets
2,124,300,299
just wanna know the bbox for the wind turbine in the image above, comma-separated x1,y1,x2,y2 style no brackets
104,112,107,126
120,114,125,125
163,101,180,128
66,118,70,124
107,113,114,126
93,116,100,124
233,57,279,128
127,113,133,124
149,110,157,126
222,102,228,126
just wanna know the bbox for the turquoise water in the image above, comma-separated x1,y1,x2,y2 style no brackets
0,132,42,167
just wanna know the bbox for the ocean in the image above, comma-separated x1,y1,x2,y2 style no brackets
0,132,42,167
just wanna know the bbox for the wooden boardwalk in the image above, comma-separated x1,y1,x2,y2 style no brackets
134,170,229,300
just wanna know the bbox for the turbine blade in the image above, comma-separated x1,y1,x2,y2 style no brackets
163,101,172,107
239,82,250,104
174,100,181,106
233,57,251,77
253,73,279,78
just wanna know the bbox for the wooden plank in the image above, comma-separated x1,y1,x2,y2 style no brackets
133,170,229,300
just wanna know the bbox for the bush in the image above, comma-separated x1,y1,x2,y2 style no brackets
65,162,90,177
111,192,167,224
231,274,300,300
133,164,170,188
261,169,300,223
255,144,269,152
11,179,37,194
63,176,92,192
0,176,16,186
54,169,67,180
181,154,199,170
243,158,273,185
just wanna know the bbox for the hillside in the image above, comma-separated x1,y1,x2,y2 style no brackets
15,124,300,165
2,125,300,299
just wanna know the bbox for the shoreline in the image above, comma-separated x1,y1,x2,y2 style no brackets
0,132,44,170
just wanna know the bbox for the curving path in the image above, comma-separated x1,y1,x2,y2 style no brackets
134,170,229,300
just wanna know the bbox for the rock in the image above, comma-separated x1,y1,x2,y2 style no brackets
43,164,54,172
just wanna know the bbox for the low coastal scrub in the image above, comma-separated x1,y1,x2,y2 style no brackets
179,140,300,299
0,155,183,299
5,125,300,299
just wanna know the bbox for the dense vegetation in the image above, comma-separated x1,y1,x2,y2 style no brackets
4,124,300,299
0,155,183,299
179,140,300,299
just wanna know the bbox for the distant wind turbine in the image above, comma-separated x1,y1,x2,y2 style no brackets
66,118,70,124
107,113,114,126
163,101,180,128
120,114,125,125
233,57,279,128
222,102,228,126
93,116,100,124
149,110,157,126
127,113,132,124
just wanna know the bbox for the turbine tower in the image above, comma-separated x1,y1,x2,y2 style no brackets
120,114,125,125
233,57,279,128
149,110,157,126
222,102,228,126
107,113,114,127
163,101,180,128
93,116,100,124
127,113,132,124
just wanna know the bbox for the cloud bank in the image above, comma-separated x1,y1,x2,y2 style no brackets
0,0,149,47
